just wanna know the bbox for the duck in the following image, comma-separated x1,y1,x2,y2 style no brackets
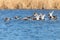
32,13,40,20
4,17,11,22
48,11,57,20
22,16,31,20
39,14,45,20
14,16,20,20
32,13,45,20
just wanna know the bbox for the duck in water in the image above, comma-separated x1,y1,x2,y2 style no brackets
14,16,20,20
39,13,45,20
32,13,45,20
4,17,11,22
48,11,57,20
32,13,40,20
22,16,31,20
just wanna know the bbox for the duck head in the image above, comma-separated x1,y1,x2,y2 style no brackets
33,13,38,16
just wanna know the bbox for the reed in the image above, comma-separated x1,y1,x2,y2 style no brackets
0,0,60,9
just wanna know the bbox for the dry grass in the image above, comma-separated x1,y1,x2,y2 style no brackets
0,0,60,9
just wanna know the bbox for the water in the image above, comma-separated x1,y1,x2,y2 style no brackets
0,9,60,40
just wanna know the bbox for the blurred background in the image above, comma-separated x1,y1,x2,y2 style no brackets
0,0,60,9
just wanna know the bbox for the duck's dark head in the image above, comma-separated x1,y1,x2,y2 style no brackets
4,17,11,22
33,12,38,16
14,16,20,19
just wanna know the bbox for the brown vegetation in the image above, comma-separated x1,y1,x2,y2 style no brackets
0,0,60,9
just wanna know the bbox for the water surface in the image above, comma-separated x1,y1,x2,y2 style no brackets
0,9,60,40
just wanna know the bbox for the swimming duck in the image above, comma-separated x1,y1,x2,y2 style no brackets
32,13,40,20
39,14,45,20
32,16,40,20
48,11,57,20
14,16,20,20
22,16,31,20
32,13,45,20
26,16,31,19
4,17,11,22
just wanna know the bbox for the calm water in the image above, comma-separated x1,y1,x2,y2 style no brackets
0,9,60,40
